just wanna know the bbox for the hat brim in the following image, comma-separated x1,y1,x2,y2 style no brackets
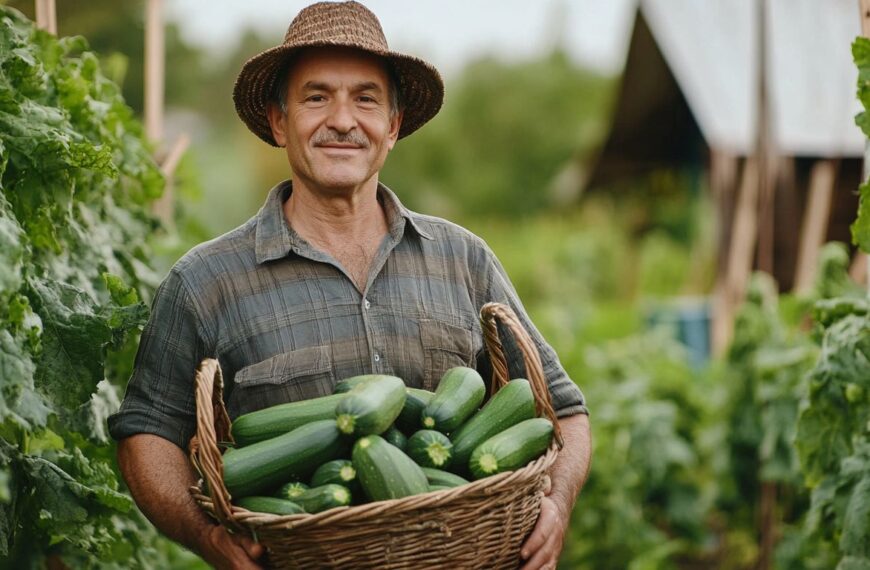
233,43,444,147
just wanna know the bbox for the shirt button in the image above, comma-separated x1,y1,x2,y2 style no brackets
373,353,380,362
364,299,371,310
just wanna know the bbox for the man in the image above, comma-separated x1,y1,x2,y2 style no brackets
109,2,591,569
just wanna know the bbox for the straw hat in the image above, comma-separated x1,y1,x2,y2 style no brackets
233,1,444,146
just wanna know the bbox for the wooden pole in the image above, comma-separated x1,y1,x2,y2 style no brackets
144,0,165,144
756,0,777,277
793,160,839,294
144,0,176,227
712,158,759,354
34,0,56,35
710,150,739,356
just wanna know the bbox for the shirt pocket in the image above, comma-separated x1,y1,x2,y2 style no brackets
228,345,333,417
420,318,475,391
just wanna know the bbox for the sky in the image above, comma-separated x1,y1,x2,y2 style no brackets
167,0,636,77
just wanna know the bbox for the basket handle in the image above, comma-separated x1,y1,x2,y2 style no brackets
188,358,240,530
480,302,563,448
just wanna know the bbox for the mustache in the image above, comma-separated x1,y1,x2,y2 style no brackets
312,130,369,148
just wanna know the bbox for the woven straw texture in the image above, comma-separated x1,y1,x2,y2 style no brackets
189,302,562,569
233,1,444,146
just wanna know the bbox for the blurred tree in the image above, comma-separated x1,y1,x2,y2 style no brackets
381,49,614,219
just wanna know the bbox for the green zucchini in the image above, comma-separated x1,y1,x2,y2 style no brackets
275,481,309,500
231,393,345,447
292,484,352,513
421,467,469,488
469,418,553,479
235,496,304,515
383,425,408,451
421,367,485,433
223,420,348,498
333,374,380,394
352,435,429,501
310,459,357,487
406,430,453,469
334,375,406,435
428,485,452,492
396,388,434,434
450,378,536,471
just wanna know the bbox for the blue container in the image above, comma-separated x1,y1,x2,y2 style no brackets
645,297,711,368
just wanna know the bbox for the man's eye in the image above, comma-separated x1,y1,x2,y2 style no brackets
358,96,377,103
306,95,326,102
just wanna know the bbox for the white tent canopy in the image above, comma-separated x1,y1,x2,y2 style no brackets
640,0,863,157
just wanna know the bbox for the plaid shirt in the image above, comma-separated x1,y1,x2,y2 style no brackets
108,181,587,449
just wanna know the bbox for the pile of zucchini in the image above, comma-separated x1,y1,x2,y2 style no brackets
223,367,554,515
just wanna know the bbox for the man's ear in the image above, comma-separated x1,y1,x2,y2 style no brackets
386,110,403,151
266,102,288,147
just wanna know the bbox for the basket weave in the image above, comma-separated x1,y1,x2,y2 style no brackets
189,302,563,569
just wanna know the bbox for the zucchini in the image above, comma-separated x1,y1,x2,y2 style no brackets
469,418,553,479
396,388,434,434
428,485,452,492
223,420,348,498
421,367,485,433
352,435,429,501
421,467,469,488
293,484,352,513
310,459,357,487
406,430,453,469
383,425,408,451
334,375,406,436
235,496,304,515
333,374,380,394
275,481,309,500
231,393,345,447
450,378,536,471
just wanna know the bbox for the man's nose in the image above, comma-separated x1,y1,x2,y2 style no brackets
325,98,357,133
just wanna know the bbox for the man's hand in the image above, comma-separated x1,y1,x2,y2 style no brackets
519,414,591,570
117,435,266,569
201,524,265,570
519,496,568,570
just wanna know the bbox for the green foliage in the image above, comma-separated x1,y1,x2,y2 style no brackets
382,51,613,219
796,303,870,569
559,331,716,569
852,38,870,252
0,7,197,567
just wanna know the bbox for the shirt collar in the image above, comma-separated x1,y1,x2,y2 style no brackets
254,180,433,265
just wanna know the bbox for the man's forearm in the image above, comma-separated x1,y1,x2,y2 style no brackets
117,434,218,554
548,414,592,521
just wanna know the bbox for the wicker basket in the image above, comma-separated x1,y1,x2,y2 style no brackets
189,302,564,569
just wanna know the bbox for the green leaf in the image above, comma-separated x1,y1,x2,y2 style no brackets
841,474,870,557
0,329,51,430
28,277,112,411
852,181,870,254
101,273,138,306
797,395,853,486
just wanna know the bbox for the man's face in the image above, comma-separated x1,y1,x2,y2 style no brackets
267,47,402,195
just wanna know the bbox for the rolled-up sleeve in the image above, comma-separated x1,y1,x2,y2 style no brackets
108,268,213,450
479,246,588,417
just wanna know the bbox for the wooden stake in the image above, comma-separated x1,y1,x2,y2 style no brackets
144,0,165,144
793,160,838,294
144,0,174,226
860,0,870,36
712,158,759,355
34,0,56,35
152,134,190,229
756,0,776,277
